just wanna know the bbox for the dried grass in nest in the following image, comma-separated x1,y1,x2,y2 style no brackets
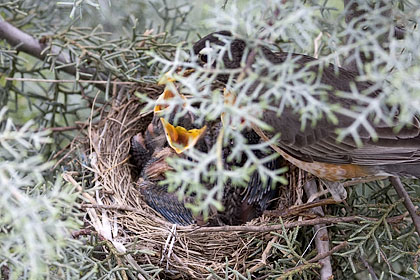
74,84,306,279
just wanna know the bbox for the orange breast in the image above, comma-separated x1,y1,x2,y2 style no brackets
284,154,372,181
251,125,374,181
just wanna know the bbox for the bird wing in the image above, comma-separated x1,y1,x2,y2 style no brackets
263,107,420,166
250,51,420,166
139,181,195,226
191,32,420,177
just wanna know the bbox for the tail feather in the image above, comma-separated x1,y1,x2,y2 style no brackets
383,163,420,178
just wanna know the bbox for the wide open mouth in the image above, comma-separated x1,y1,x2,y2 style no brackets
155,71,207,154
160,117,207,154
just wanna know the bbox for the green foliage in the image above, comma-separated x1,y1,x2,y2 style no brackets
0,107,82,279
1,0,420,278
149,0,420,214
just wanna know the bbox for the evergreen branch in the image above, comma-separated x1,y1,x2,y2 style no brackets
0,21,107,91
389,177,420,236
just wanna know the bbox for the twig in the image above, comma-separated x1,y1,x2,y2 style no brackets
389,177,420,236
51,144,77,170
49,126,81,132
359,254,379,280
82,204,139,212
276,263,321,280
62,172,96,204
262,236,279,264
265,198,338,217
187,216,370,233
313,32,323,59
72,229,130,280
277,242,348,279
115,256,129,280
5,77,136,85
303,180,332,280
221,0,229,9
0,21,107,91
308,241,348,264
248,236,279,273
71,228,106,241
342,176,388,187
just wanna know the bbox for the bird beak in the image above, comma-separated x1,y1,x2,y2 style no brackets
154,87,186,114
158,69,196,85
160,117,207,154
156,69,204,154
158,72,176,85
180,68,195,77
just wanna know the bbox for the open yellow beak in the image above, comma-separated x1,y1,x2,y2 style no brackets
156,69,205,154
158,72,176,85
154,87,186,114
160,117,207,154
157,69,196,85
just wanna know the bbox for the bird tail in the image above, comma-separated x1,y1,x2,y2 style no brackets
383,163,420,179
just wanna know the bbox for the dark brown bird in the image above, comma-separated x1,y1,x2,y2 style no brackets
138,180,195,226
191,31,420,181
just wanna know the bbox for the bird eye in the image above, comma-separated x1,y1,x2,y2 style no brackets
198,47,217,65
198,53,208,63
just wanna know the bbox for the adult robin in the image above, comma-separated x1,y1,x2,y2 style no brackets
187,31,420,186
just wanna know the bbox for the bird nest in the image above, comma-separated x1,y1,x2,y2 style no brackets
68,83,307,279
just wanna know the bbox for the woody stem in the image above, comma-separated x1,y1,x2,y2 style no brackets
389,177,420,237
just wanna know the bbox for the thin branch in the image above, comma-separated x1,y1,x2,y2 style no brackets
276,263,322,280
82,200,409,233
49,126,80,132
303,180,332,280
5,77,135,85
389,177,420,236
62,172,96,205
81,204,139,212
308,241,348,264
71,228,106,241
81,202,409,234
265,198,338,217
359,254,379,280
277,242,348,279
187,216,372,233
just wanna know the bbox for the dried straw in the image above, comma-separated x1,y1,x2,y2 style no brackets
72,84,304,278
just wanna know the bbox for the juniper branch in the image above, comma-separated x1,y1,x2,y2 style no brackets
0,21,107,91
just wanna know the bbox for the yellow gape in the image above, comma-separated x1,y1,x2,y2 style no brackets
160,118,207,154
155,71,207,153
154,87,186,114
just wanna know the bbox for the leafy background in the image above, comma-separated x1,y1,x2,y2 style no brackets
1,0,419,279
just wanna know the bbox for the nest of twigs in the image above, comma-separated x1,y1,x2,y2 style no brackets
70,84,308,279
